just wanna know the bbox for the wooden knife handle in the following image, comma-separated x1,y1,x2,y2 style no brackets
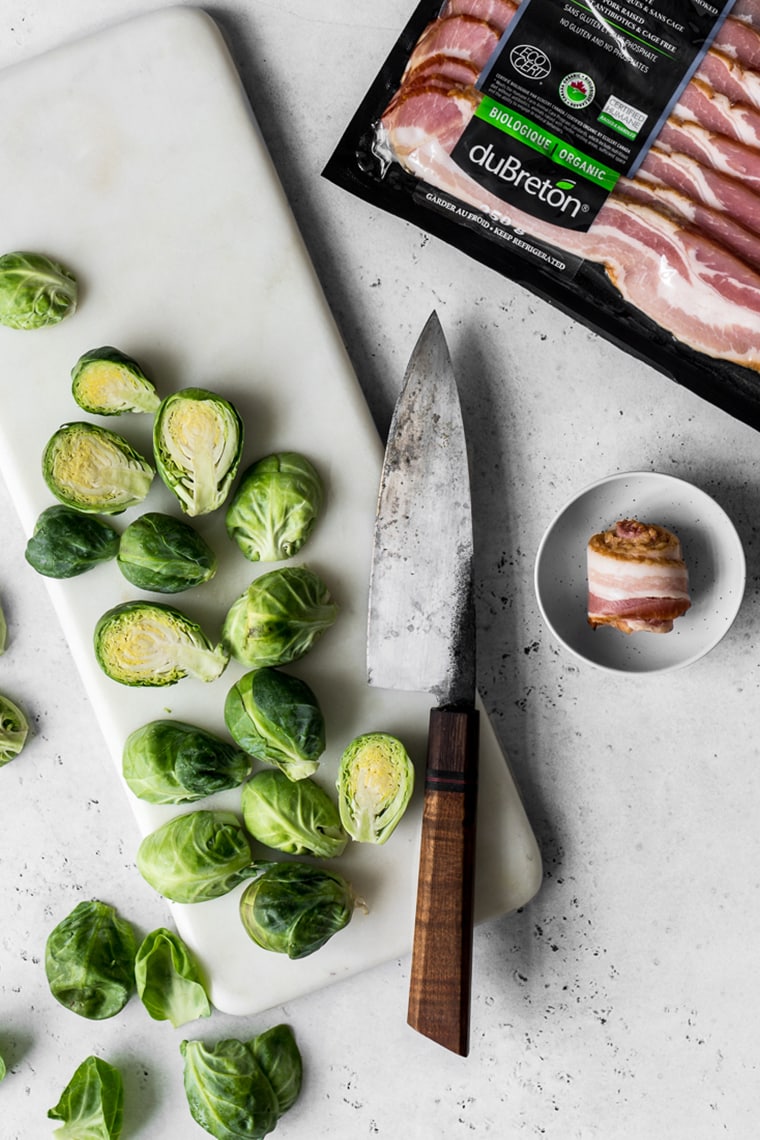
407,704,480,1056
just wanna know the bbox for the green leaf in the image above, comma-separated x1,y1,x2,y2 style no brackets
45,900,137,1019
135,928,212,1028
48,1055,123,1139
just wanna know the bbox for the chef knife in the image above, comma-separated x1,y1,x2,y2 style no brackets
367,311,479,1057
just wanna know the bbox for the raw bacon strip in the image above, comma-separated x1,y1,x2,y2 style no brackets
404,52,481,89
440,0,517,34
403,15,501,77
587,520,691,636
671,83,760,157
715,15,760,70
638,146,760,236
379,91,760,368
616,176,760,273
733,0,760,28
382,83,482,153
696,49,760,112
655,118,760,194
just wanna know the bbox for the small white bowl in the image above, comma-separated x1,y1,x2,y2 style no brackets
534,470,746,675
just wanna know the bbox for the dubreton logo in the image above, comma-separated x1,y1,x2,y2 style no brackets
468,142,584,219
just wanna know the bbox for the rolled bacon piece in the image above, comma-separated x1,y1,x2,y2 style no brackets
587,519,691,635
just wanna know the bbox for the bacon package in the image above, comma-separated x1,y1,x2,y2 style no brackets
323,0,760,431
586,518,691,635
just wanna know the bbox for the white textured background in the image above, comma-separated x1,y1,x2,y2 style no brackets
1,2,759,1137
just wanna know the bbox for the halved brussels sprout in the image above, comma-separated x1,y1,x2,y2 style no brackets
136,810,258,903
153,387,243,516
222,566,338,668
239,862,357,959
71,345,160,415
122,719,251,804
336,732,414,845
117,512,217,593
0,694,29,766
241,770,348,858
0,251,77,329
42,421,154,514
224,668,325,781
225,452,324,562
94,601,229,686
25,505,119,578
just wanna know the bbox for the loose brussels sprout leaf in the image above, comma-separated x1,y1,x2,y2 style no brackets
251,1025,302,1116
71,345,160,415
224,668,324,781
122,719,251,804
239,862,357,959
136,810,259,903
117,512,217,593
241,770,347,858
0,1052,6,1081
42,422,154,514
0,597,6,654
222,566,338,669
225,452,323,563
135,927,211,1028
0,694,29,767
45,899,137,1020
25,505,119,579
94,601,229,686
180,1037,282,1140
0,251,77,330
47,1055,123,1140
336,732,414,845
153,387,243,516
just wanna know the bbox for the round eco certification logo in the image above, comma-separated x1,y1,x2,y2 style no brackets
509,44,551,80
559,72,595,109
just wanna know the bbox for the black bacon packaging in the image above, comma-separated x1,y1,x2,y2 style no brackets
323,0,760,430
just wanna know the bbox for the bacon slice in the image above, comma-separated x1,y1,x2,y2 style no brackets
714,15,760,69
733,0,760,28
696,49,760,112
403,15,501,78
440,0,517,34
638,146,760,236
654,118,760,194
674,80,760,151
587,520,691,635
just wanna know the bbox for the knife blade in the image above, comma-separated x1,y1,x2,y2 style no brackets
367,311,479,1056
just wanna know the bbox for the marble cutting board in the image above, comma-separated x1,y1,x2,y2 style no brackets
0,6,542,1015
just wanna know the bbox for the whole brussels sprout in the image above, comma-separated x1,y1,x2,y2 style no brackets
225,451,323,562
94,601,229,686
71,345,160,414
136,810,258,903
222,566,338,668
117,512,217,593
241,770,347,858
153,387,243,516
336,732,414,845
42,421,154,514
25,504,119,578
224,668,325,781
122,719,251,804
45,899,137,1020
0,251,77,329
239,862,357,959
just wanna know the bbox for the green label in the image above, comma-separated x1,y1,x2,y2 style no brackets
476,96,620,192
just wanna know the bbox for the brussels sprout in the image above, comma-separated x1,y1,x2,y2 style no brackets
25,504,119,579
241,770,348,858
0,694,29,767
0,597,6,654
136,810,259,903
225,451,324,563
181,1027,302,1140
153,387,243,516
45,899,137,1020
71,345,160,415
0,1053,5,1081
42,421,154,514
117,512,217,593
222,566,338,668
47,1055,123,1140
123,719,251,804
336,732,414,845
239,862,357,959
94,601,229,686
224,668,324,781
0,251,77,330
135,928,211,1028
